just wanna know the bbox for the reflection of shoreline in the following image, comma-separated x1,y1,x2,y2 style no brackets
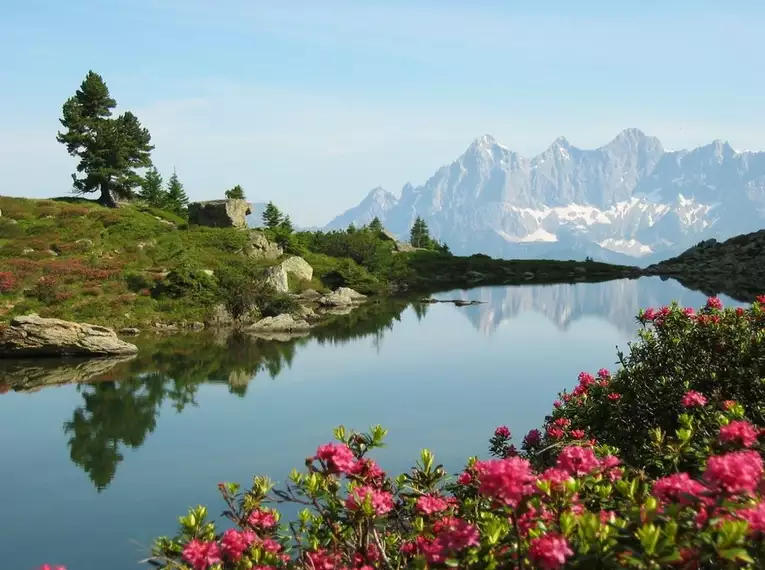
0,356,136,392
437,277,746,336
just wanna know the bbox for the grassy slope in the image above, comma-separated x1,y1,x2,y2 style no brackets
0,196,639,328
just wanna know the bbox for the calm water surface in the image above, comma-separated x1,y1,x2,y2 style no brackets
0,277,744,570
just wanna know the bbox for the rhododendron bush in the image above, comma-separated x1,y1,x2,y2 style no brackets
140,298,765,569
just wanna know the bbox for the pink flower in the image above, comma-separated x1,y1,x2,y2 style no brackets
220,529,256,562
683,307,696,317
546,427,565,440
738,502,765,534
305,549,341,570
736,307,745,316
456,471,473,485
682,390,707,408
314,442,357,474
494,425,511,438
722,400,738,411
597,368,610,379
349,457,386,484
719,421,760,448
540,467,573,491
607,392,621,401
642,308,657,321
182,539,222,570
523,429,542,446
706,296,723,310
556,446,600,476
705,450,764,495
578,372,595,387
652,472,707,505
419,517,479,563
553,400,562,408
248,507,277,529
553,418,571,428
474,457,536,507
416,493,450,515
600,510,616,525
345,485,394,516
570,429,586,439
528,533,574,569
39,566,66,570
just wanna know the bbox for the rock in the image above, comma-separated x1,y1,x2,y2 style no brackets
190,321,205,330
295,289,323,301
188,199,252,228
246,231,283,260
466,271,485,281
247,313,312,332
264,265,289,293
75,238,94,248
379,229,416,252
280,256,313,282
0,314,139,357
292,305,317,320
246,330,311,342
201,269,214,277
21,248,34,255
46,250,58,256
317,287,367,307
0,356,136,391
119,327,141,335
523,272,535,280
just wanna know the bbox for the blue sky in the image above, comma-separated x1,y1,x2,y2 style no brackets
2,0,764,225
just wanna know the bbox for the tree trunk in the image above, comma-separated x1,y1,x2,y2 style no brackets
98,185,122,208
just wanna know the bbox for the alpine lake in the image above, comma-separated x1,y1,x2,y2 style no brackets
0,277,747,570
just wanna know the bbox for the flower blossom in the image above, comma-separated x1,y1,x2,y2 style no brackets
494,425,511,438
540,467,573,491
704,450,764,495
416,493,450,515
556,446,600,476
182,539,222,570
706,296,723,310
719,421,759,448
652,472,707,505
305,549,341,570
607,392,621,401
682,391,707,408
314,442,357,474
523,429,542,446
248,507,277,529
345,485,394,516
474,457,536,507
528,533,574,569
738,502,765,535
419,517,480,564
220,529,256,562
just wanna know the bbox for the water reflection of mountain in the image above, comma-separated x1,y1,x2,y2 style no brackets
439,277,746,336
1,301,407,491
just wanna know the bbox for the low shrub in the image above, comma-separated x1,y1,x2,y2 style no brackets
0,271,18,293
152,266,218,306
539,297,765,476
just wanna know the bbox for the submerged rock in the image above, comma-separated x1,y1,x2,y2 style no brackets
0,314,139,357
247,313,312,332
317,287,367,307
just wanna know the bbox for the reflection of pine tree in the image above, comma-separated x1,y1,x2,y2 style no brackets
61,300,410,490
412,302,430,321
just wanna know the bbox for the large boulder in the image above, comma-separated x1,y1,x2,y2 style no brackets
246,231,283,260
263,257,315,293
188,199,252,228
264,265,289,293
0,314,139,357
280,256,313,282
317,287,367,307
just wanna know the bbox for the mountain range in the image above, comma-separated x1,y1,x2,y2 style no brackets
325,129,765,265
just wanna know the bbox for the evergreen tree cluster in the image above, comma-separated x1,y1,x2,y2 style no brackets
225,185,246,200
409,216,450,253
261,201,292,232
137,167,189,216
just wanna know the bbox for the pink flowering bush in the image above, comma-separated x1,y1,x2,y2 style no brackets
538,298,765,475
144,298,765,569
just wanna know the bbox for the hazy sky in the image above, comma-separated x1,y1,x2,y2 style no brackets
2,0,764,225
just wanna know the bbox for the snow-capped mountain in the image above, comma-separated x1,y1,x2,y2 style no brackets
325,130,765,264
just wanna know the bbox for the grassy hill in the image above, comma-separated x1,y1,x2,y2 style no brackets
0,196,639,329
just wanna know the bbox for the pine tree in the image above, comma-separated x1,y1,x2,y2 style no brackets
165,170,189,215
347,223,357,234
409,216,431,248
57,71,154,207
368,217,383,233
138,166,166,208
279,215,294,233
262,201,283,228
225,184,246,200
